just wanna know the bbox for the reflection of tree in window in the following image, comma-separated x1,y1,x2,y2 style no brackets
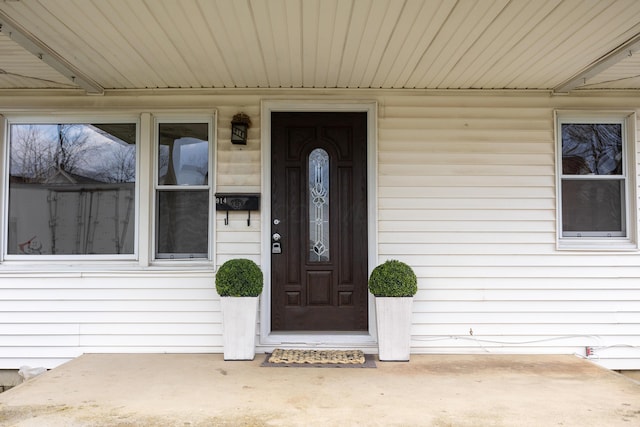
8,123,136,255
10,124,136,184
562,124,622,175
560,122,625,237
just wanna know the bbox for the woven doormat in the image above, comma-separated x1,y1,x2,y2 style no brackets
262,349,376,368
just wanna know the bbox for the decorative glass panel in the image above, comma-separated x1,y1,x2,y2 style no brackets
309,148,329,262
8,123,136,255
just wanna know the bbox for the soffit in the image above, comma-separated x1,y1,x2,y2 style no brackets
0,0,640,93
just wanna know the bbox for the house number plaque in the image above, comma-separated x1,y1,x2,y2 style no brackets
215,193,260,226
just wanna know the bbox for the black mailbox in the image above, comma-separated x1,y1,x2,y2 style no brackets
215,193,260,226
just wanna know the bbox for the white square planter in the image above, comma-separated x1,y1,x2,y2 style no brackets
375,297,413,361
220,296,259,360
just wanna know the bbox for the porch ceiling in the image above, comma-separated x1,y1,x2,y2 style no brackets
1,0,640,95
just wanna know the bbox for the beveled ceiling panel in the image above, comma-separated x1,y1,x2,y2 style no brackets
0,0,640,92
0,32,73,89
580,53,640,89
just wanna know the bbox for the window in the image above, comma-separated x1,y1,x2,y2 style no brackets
309,148,330,262
6,122,137,256
556,112,636,248
155,119,212,259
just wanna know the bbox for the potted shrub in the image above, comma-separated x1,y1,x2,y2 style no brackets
368,259,417,361
216,258,263,360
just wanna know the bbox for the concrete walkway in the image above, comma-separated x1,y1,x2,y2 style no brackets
1,353,639,426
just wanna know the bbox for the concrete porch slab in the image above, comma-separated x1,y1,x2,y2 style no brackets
0,354,639,426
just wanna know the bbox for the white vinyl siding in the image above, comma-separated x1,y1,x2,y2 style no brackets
0,92,639,371
377,94,640,370
0,272,219,368
0,101,260,369
215,103,261,266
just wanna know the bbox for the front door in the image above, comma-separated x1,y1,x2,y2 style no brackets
271,112,368,331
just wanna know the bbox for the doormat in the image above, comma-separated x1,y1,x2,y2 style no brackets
262,349,376,368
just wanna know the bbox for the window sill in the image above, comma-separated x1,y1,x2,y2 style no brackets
0,261,215,277
557,239,638,252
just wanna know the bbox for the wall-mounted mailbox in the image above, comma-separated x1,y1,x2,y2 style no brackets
215,193,260,226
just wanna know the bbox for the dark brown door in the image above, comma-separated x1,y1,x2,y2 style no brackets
271,112,368,331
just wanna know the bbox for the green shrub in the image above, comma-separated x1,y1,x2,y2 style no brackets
368,260,417,297
215,259,264,297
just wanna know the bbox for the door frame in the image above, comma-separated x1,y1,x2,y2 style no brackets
259,100,378,350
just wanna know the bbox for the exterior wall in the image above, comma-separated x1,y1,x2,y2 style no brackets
0,90,639,369
216,99,262,265
0,95,264,369
378,93,640,370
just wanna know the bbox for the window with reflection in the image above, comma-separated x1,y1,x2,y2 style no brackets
155,122,210,259
7,123,137,255
558,119,628,239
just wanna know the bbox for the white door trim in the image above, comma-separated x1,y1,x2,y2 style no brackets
258,100,378,350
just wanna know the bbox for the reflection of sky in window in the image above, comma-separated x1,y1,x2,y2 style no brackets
10,124,135,182
172,138,208,185
158,138,208,185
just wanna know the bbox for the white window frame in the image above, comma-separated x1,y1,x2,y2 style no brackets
1,113,140,261
555,111,638,250
152,113,216,263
